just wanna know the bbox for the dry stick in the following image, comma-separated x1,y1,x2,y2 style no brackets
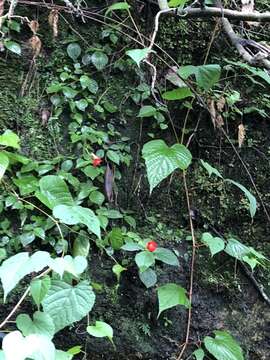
176,172,197,360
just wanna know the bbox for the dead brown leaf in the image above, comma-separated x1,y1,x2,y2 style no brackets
238,124,245,148
207,99,217,128
0,0,4,17
29,35,42,58
28,20,39,34
48,10,59,38
216,96,226,112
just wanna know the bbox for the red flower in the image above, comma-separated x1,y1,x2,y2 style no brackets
92,156,102,167
146,241,158,252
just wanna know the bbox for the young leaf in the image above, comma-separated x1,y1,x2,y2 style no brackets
126,48,150,67
16,311,55,339
196,64,221,90
142,139,192,193
87,321,113,341
200,160,223,178
42,280,95,332
53,204,101,238
204,330,244,360
154,248,179,266
105,1,130,16
108,227,124,250
201,232,225,256
0,152,9,180
225,179,256,218
162,87,193,100
72,237,90,257
157,283,190,317
112,264,126,282
91,52,108,70
0,130,20,149
67,43,81,61
168,0,187,6
193,348,205,360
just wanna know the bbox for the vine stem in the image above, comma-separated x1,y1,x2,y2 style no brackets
0,268,50,329
176,172,196,360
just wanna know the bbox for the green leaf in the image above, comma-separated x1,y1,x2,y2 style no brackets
63,87,78,99
157,283,190,317
225,179,256,218
142,139,192,193
105,2,130,16
13,176,39,195
30,276,51,307
107,150,120,164
200,160,223,178
139,268,157,288
154,248,179,266
80,75,91,89
67,43,81,61
137,105,157,118
91,52,108,70
108,227,124,250
75,99,88,111
196,64,221,90
162,87,193,100
73,237,90,257
178,65,198,79
126,48,150,67
55,350,73,360
135,251,155,272
121,242,143,251
2,331,55,360
201,232,225,256
0,251,51,300
4,40,21,55
168,0,187,6
16,311,55,339
0,152,9,180
53,204,101,238
42,280,95,332
87,321,113,340
38,175,74,209
0,130,20,149
112,264,126,282
193,348,205,360
204,331,244,360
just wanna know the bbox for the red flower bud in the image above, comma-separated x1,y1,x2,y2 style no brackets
146,241,158,252
92,156,102,167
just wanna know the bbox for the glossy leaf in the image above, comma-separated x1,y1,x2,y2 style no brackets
201,232,225,256
154,248,179,266
0,153,9,180
87,321,113,340
126,48,150,67
0,130,20,149
162,87,193,100
105,2,130,16
139,268,157,288
135,251,155,272
91,52,108,70
16,311,55,338
137,105,156,118
67,43,81,61
4,40,21,55
193,348,205,360
30,276,51,307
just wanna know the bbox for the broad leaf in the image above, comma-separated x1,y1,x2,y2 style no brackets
2,331,55,360
226,179,256,218
168,0,187,6
154,248,179,266
42,280,95,332
0,153,9,180
162,87,193,100
142,139,192,193
105,1,130,16
201,232,225,256
135,251,155,272
139,268,157,288
193,348,205,360
126,48,150,67
16,311,55,339
137,105,157,118
0,251,51,300
87,321,113,340
67,43,81,61
49,255,87,278
200,160,223,178
108,227,124,250
112,264,126,282
178,64,221,90
13,175,39,195
0,130,20,149
158,283,190,317
204,331,244,360
53,204,101,238
38,175,74,209
91,52,108,70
